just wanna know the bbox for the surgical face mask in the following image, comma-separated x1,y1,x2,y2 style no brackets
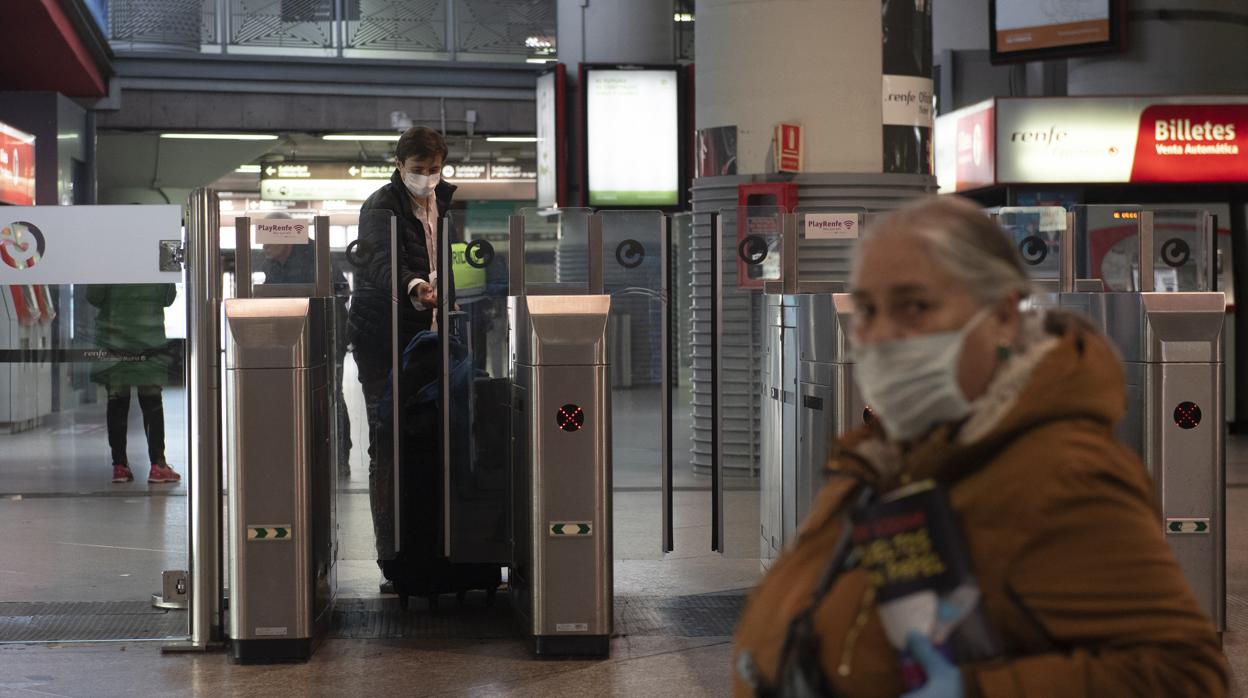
403,171,440,198
851,309,990,442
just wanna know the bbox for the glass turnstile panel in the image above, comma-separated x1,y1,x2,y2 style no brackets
714,205,784,557
440,208,511,565
1149,209,1215,293
1074,204,1144,292
0,205,189,642
519,207,592,294
996,207,1067,286
599,210,668,559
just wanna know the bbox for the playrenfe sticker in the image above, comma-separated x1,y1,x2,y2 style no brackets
804,213,860,240
255,221,310,245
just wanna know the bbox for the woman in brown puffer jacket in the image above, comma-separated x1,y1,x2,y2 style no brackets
732,196,1227,697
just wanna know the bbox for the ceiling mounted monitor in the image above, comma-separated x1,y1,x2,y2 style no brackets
990,0,1126,64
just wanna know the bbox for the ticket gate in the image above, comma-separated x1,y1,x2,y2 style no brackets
509,294,613,657
506,209,639,657
794,290,865,524
997,205,1226,630
1104,291,1225,628
748,209,868,566
758,285,868,569
223,218,339,663
760,286,866,568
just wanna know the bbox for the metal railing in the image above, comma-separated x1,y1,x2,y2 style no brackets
109,0,557,62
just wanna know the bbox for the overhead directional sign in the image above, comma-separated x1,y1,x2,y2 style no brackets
259,160,538,200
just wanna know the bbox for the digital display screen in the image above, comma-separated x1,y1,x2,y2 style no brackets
586,68,680,207
536,69,559,209
991,0,1118,62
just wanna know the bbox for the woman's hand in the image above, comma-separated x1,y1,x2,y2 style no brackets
901,633,963,698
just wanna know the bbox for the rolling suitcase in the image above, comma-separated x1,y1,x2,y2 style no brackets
381,330,502,610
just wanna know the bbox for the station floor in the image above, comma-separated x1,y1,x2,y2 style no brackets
1,383,1246,696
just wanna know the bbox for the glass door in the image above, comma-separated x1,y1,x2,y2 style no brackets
0,205,189,642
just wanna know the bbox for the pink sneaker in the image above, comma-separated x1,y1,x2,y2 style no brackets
148,463,182,484
112,464,134,483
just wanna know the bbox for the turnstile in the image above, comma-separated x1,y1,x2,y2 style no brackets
760,284,866,567
509,294,613,657
795,291,865,522
223,296,336,663
1000,205,1226,630
223,216,338,663
1103,291,1225,628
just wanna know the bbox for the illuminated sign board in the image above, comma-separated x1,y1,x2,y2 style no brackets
935,99,995,194
0,121,36,206
935,96,1248,191
585,68,680,207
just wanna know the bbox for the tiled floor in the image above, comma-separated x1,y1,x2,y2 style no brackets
2,386,1246,695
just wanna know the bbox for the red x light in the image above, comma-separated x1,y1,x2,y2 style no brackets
557,404,585,433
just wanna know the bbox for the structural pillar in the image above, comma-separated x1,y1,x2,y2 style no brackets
689,0,937,475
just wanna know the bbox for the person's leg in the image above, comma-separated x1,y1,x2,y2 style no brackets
106,386,133,482
354,350,395,570
335,353,352,477
138,386,180,483
136,385,166,464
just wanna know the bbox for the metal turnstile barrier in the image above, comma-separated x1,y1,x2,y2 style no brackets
760,285,866,568
751,209,867,565
795,290,865,524
224,297,335,662
509,295,613,657
1103,291,1225,629
223,216,338,663
997,205,1226,631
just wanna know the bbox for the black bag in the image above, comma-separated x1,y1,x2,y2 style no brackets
380,331,502,610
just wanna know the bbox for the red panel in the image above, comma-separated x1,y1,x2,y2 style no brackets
0,0,107,97
1130,104,1248,183
0,122,37,206
736,183,798,290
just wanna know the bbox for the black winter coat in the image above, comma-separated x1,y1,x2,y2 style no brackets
347,170,457,366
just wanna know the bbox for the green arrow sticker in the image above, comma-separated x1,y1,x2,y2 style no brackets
248,525,294,541
549,521,593,537
1166,518,1210,535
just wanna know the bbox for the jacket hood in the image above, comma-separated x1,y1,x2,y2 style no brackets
833,309,1127,487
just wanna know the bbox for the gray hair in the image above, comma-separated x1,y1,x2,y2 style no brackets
853,195,1032,305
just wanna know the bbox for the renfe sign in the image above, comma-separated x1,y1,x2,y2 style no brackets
0,121,36,206
998,96,1248,184
935,96,1248,191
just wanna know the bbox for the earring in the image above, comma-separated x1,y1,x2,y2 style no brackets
996,341,1012,361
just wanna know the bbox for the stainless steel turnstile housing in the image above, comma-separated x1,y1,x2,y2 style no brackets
1058,290,1226,629
761,285,866,568
509,294,613,657
224,297,336,663
796,291,865,520
1005,206,1225,631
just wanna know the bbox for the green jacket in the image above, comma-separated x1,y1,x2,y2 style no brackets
87,284,177,387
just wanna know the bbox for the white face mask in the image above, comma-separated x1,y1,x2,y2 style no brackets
851,309,990,442
403,172,440,198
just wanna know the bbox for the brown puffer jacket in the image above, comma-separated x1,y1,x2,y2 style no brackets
732,312,1227,697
